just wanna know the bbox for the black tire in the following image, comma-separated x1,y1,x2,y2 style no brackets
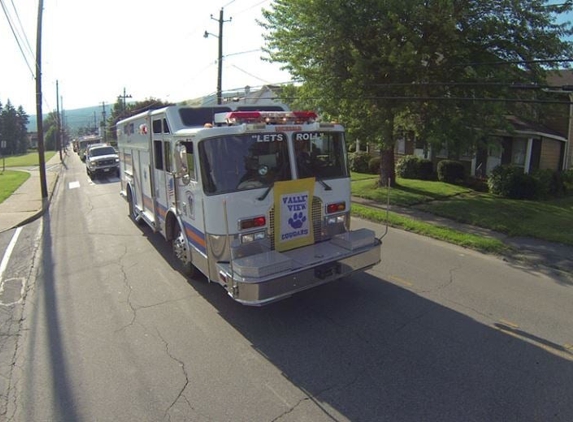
172,223,196,277
127,189,142,224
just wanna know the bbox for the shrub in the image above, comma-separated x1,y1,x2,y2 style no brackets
396,156,435,180
563,169,573,192
437,160,466,184
418,159,434,180
488,165,537,199
532,169,565,199
348,152,373,173
396,156,420,179
368,156,381,174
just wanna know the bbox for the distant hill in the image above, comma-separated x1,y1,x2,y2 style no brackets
27,104,112,136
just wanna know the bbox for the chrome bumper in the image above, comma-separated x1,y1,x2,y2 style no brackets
218,237,382,306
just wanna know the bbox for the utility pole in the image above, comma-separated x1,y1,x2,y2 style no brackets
35,0,47,199
101,102,107,142
205,8,231,105
56,80,62,162
121,87,132,111
61,96,66,152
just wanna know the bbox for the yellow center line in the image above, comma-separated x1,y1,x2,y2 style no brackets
387,275,413,287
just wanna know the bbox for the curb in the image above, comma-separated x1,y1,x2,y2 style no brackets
14,168,62,229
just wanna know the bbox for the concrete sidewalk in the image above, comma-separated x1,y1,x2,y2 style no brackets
0,153,64,233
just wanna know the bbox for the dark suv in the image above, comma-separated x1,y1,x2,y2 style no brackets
85,145,120,179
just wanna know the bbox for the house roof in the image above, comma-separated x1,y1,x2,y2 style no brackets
546,69,573,89
506,115,567,142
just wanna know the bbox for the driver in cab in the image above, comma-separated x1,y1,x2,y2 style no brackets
295,140,314,178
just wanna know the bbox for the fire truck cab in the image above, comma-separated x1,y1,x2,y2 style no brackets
117,105,381,305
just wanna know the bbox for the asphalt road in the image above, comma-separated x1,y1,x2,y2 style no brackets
1,154,572,421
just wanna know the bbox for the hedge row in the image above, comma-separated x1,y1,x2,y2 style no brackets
351,153,572,200
488,165,572,200
396,156,434,180
348,152,381,174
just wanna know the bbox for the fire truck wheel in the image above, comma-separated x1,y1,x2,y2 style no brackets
127,188,142,225
172,224,196,277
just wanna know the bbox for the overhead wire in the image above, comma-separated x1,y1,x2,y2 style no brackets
9,0,34,59
0,0,35,78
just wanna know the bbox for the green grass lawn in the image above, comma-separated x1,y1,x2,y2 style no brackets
2,151,56,167
352,203,509,254
0,170,30,204
351,172,573,246
351,173,471,206
417,194,573,245
0,151,56,205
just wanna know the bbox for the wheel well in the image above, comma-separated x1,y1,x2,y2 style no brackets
126,184,134,201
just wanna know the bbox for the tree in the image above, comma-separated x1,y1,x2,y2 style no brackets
15,106,29,154
42,111,59,151
0,100,30,155
107,97,173,141
261,0,573,186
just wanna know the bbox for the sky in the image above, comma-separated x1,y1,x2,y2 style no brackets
2,1,573,121
0,0,292,117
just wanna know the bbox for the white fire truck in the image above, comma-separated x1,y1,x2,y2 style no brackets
117,105,381,305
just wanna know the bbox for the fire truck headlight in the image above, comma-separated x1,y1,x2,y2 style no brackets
241,230,266,244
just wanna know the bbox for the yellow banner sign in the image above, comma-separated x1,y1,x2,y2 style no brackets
273,178,315,252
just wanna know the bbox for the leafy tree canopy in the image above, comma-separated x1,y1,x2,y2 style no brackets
0,99,30,155
107,97,174,140
261,0,573,185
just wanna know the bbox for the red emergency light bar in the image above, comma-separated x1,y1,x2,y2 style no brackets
224,110,318,125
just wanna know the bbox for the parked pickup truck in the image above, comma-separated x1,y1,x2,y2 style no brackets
85,144,120,179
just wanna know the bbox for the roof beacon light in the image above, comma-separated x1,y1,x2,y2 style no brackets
224,110,318,125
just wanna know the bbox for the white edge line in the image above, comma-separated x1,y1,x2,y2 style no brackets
0,227,23,285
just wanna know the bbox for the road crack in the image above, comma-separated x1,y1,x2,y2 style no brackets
155,330,190,420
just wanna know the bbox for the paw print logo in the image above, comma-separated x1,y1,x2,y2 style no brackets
288,212,306,229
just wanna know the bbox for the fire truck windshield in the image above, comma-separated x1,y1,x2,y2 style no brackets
294,132,348,179
199,133,291,195
199,131,348,195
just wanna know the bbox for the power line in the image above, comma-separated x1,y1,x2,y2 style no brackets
9,0,34,59
456,58,573,67
230,0,269,16
0,0,35,77
274,95,573,105
229,64,269,83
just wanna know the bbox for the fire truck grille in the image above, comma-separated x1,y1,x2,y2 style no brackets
269,197,323,251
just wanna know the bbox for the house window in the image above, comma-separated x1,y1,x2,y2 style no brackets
512,139,527,167
397,137,406,154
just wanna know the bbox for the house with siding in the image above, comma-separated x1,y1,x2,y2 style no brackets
395,70,573,176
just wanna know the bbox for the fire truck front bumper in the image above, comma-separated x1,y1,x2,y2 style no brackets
218,229,382,306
